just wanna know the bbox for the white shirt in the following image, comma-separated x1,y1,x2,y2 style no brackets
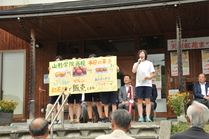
200,82,206,96
114,129,126,133
125,85,129,94
133,60,155,87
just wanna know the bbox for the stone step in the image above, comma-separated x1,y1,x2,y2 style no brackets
0,120,171,139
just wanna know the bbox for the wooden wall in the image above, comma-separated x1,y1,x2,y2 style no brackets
0,6,57,119
0,28,30,121
35,42,57,118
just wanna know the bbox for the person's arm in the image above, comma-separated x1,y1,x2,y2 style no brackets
116,66,120,72
118,87,124,103
145,72,154,80
132,62,139,73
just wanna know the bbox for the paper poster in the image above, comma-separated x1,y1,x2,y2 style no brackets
137,72,146,82
44,74,49,84
170,51,190,76
152,65,162,89
202,49,209,74
48,56,118,96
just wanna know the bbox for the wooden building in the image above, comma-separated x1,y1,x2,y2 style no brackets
0,0,209,121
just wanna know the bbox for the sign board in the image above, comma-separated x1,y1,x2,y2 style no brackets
49,56,118,96
168,36,209,51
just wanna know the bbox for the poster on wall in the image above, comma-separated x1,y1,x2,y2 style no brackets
44,74,49,84
153,65,162,89
170,51,190,76
201,49,209,74
48,56,118,96
152,65,162,99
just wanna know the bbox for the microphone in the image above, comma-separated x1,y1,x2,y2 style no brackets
138,57,143,64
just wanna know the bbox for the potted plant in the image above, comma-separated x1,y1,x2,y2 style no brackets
0,100,18,126
166,92,190,122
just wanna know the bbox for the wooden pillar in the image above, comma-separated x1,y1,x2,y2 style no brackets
176,27,184,93
29,28,36,119
175,4,184,93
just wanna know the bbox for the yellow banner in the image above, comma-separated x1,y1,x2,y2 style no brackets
49,56,118,96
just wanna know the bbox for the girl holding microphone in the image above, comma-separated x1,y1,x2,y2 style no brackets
132,50,155,122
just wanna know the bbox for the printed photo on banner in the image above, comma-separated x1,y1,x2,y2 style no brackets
170,51,190,76
48,56,118,96
201,49,209,74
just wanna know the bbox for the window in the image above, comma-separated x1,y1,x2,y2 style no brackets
140,36,164,49
57,41,79,54
84,38,135,53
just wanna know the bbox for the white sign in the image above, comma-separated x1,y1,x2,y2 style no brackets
168,89,179,94
167,36,209,51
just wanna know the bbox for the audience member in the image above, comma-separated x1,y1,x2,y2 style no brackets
193,73,209,108
170,101,209,139
29,117,49,139
118,74,136,111
95,109,135,139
